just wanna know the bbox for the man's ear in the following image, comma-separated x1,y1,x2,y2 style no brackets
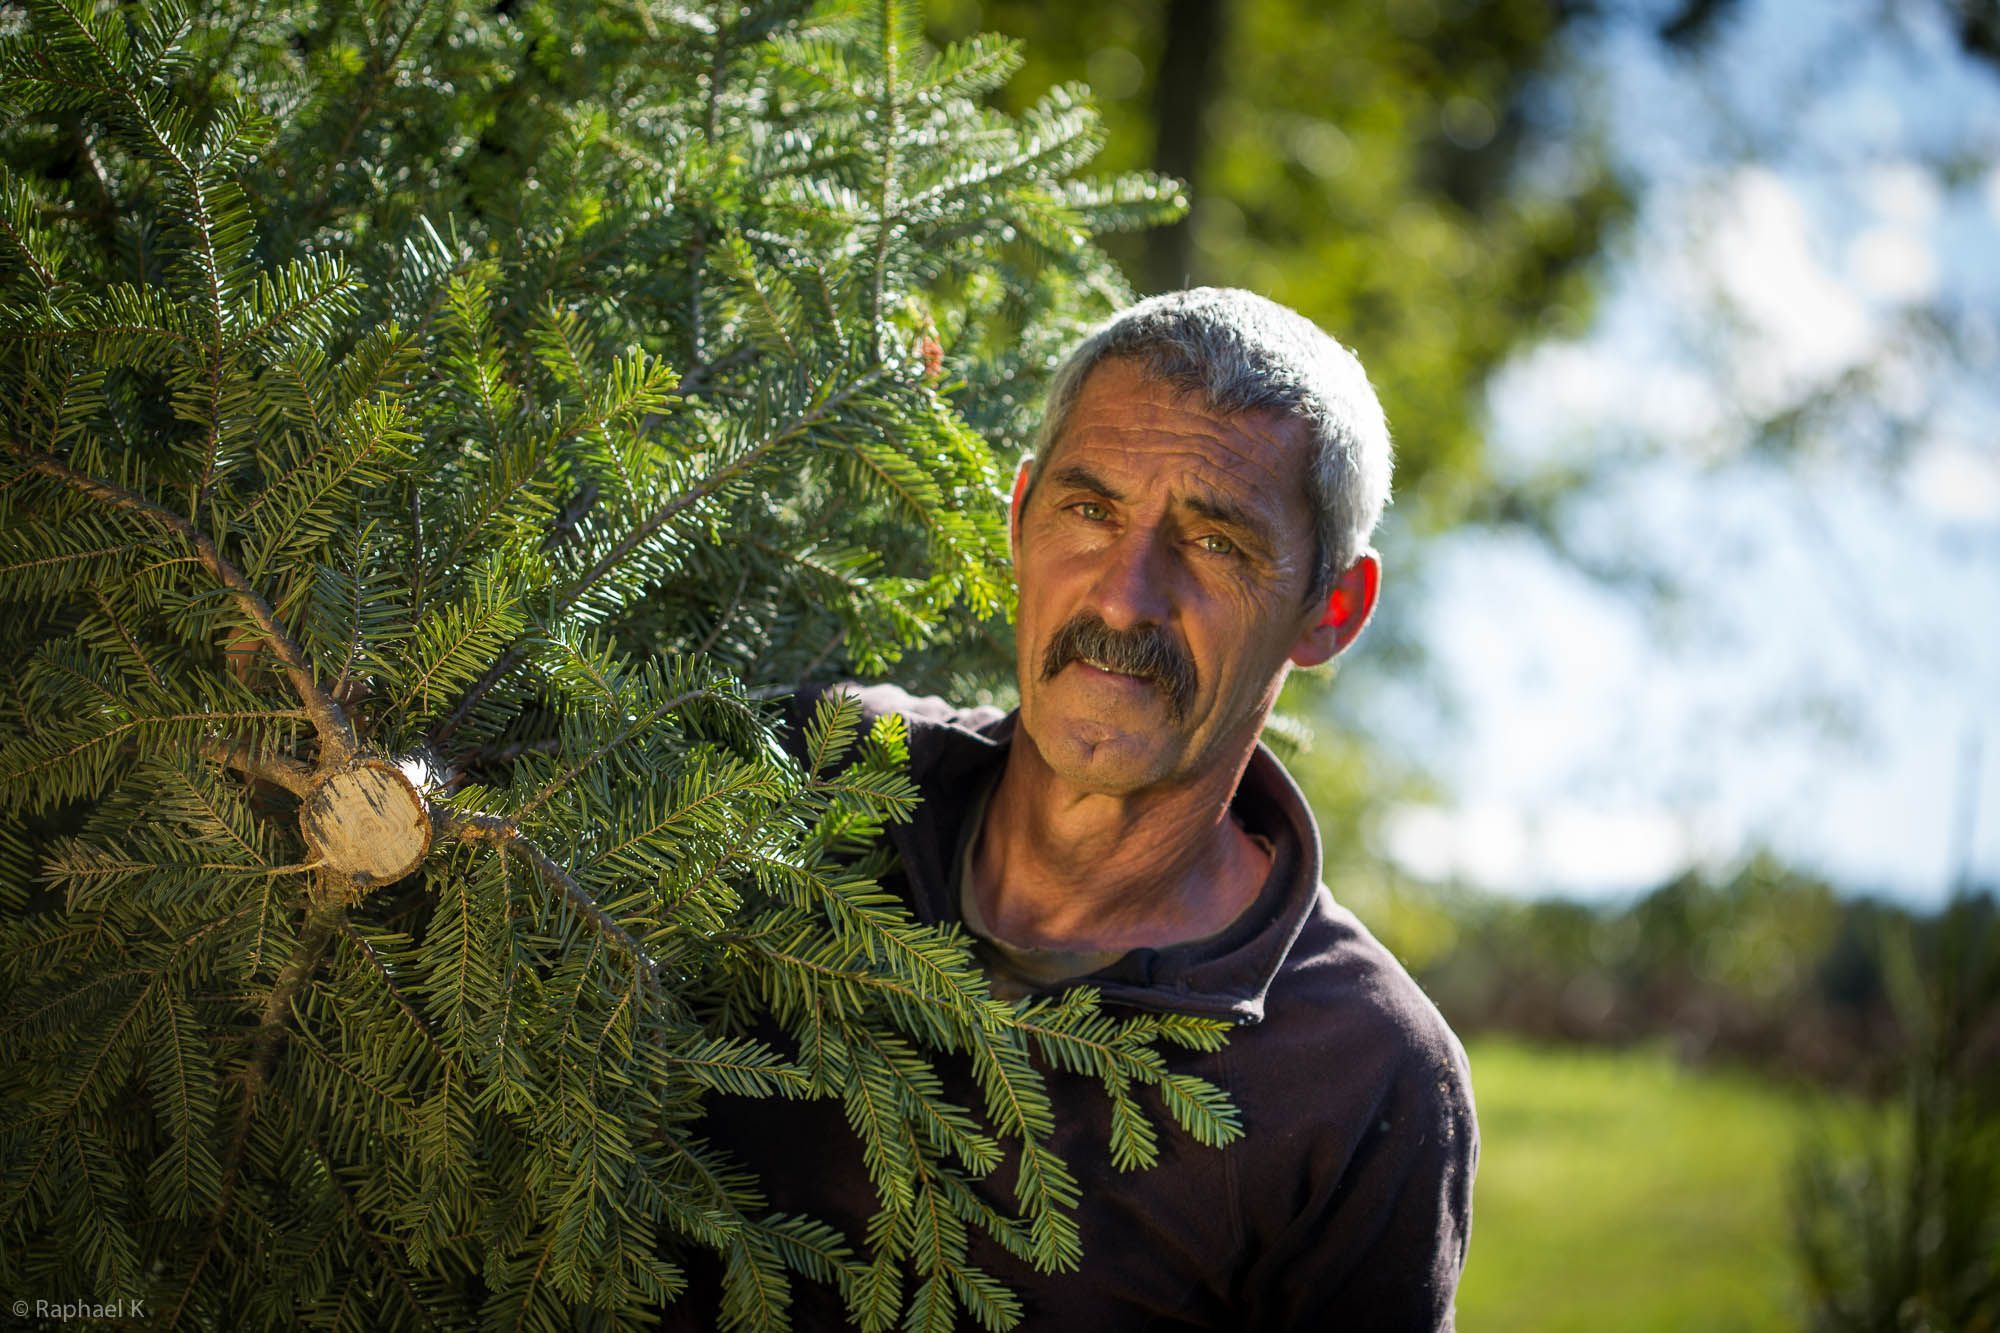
1007,456,1032,565
1289,551,1381,668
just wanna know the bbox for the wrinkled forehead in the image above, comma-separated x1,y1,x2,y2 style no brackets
1049,357,1315,507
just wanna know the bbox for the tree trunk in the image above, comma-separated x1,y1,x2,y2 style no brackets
1146,0,1229,293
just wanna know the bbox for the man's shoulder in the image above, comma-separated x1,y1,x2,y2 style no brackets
803,681,1006,734
1257,888,1474,1131
782,680,1010,771
1218,892,1476,1330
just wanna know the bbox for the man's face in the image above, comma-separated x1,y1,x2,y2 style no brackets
1012,357,1329,794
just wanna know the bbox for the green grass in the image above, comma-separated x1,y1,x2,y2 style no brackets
1457,1037,1845,1332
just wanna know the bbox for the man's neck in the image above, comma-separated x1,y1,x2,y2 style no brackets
968,727,1273,953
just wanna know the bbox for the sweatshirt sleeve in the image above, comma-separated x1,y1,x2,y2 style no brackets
1242,1019,1479,1331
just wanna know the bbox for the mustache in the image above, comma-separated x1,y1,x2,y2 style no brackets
1039,613,1197,722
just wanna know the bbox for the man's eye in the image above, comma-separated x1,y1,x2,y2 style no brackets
1074,501,1110,522
1197,534,1236,555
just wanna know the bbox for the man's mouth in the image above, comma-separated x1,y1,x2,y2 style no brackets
1076,657,1149,681
1039,612,1196,722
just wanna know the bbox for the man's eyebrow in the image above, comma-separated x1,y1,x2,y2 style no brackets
1050,464,1271,547
1181,489,1265,541
1048,464,1124,501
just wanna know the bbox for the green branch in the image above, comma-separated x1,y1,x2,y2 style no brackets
428,369,881,745
442,810,662,994
11,447,358,764
172,908,338,1326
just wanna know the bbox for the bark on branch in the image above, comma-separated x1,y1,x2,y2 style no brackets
203,737,316,798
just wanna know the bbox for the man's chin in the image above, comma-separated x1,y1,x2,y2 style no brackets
1023,704,1181,792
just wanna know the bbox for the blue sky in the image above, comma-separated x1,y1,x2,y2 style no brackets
1360,0,2000,904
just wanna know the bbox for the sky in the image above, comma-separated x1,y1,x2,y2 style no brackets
1363,0,2000,905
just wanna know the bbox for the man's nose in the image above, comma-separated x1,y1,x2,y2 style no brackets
1083,525,1176,630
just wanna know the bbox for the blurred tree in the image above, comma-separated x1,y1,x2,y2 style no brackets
1385,852,1937,1087
1793,895,2000,1332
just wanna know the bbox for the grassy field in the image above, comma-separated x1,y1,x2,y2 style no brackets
1456,1037,1844,1332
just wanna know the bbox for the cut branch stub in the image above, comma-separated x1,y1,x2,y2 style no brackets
299,758,433,890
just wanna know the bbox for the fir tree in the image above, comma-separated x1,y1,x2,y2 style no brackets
0,1,1238,1328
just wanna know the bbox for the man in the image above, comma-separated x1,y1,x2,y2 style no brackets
687,288,1475,1329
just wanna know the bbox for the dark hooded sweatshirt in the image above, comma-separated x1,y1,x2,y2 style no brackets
669,683,1476,1331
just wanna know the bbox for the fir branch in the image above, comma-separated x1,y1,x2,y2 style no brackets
0,967,163,1222
408,480,426,624
511,684,714,821
232,253,360,352
30,2,199,224
71,126,118,229
286,1101,448,1333
149,990,220,1220
173,909,338,1327
452,735,561,768
645,794,788,931
324,533,377,704
281,1006,425,1129
517,348,675,487
0,539,148,580
430,368,883,744
1158,1074,1243,1149
10,447,358,763
441,810,662,993
335,917,456,1073
715,237,800,360
92,587,162,690
1,704,309,795
160,759,271,868
291,0,436,240
0,317,197,352
744,934,966,1025
593,756,780,870
672,343,758,402
688,12,731,363
517,1228,563,1331
853,1027,1000,1174
0,180,57,289
34,0,239,504
0,906,251,1051
0,0,1226,1316
694,562,753,656
241,360,337,500
665,1035,810,1099
799,626,850,680
395,572,527,718
868,1,904,346
187,168,226,509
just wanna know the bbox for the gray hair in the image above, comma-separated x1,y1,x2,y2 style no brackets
1026,287,1393,603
